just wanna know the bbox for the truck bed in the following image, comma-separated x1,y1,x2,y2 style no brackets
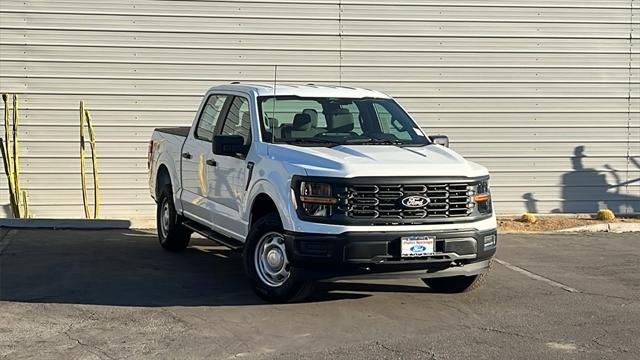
155,127,190,137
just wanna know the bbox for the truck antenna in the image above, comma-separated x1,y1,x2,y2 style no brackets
271,65,277,144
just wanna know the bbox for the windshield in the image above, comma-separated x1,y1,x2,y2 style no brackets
257,96,430,146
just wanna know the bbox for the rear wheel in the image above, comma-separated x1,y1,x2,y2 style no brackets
244,213,313,303
157,186,191,252
422,265,490,293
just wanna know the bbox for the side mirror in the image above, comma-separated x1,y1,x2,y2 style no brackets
430,135,449,148
213,135,249,156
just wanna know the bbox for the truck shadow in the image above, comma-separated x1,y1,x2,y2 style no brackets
0,229,432,307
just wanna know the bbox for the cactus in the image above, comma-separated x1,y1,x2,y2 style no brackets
520,213,538,223
597,209,615,221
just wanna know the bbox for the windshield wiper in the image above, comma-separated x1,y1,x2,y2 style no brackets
344,137,405,145
279,138,344,146
279,137,409,146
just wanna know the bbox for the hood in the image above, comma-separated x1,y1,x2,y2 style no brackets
267,144,488,178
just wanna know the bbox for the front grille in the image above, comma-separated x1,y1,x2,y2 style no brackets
342,183,473,221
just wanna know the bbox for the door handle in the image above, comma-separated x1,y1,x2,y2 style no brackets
206,159,217,167
181,152,192,159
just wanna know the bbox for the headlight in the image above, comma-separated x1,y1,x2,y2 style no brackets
297,181,337,217
474,180,492,214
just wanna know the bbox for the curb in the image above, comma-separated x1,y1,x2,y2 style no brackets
498,231,566,235
0,218,156,230
557,223,640,233
500,223,640,234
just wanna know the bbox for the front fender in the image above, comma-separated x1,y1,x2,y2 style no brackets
246,177,297,232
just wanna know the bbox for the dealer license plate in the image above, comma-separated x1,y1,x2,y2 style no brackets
401,236,435,257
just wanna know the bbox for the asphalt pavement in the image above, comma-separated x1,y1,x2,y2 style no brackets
1,228,638,359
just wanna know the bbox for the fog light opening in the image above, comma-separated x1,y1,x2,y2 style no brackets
483,235,497,249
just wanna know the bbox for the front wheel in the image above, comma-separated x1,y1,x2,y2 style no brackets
244,213,313,303
157,186,191,252
422,268,490,293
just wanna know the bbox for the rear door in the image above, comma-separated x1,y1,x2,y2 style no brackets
207,96,253,238
180,93,230,225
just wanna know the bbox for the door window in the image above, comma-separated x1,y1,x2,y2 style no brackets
195,94,227,141
221,97,252,145
373,102,413,141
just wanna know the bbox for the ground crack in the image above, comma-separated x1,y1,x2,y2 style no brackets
63,311,116,360
476,326,541,341
416,348,439,360
579,291,637,302
377,340,438,359
376,341,403,354
590,333,630,354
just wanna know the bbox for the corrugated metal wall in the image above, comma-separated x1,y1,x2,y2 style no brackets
1,0,638,220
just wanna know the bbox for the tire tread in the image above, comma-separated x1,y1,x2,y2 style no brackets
423,261,492,293
157,185,191,252
244,213,313,303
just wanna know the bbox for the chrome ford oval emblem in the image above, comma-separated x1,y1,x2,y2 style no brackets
401,195,430,208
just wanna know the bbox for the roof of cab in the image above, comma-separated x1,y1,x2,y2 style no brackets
209,83,391,99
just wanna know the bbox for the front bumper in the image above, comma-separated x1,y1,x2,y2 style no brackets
284,228,497,281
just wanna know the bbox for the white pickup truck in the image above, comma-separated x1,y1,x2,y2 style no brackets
148,83,497,302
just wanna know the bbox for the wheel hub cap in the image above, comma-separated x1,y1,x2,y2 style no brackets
266,248,284,269
254,232,290,287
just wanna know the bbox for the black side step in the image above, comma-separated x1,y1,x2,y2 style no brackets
182,220,244,252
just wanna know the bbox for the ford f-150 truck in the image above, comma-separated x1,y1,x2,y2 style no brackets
149,83,497,302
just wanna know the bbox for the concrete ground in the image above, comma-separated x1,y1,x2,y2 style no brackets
0,229,638,360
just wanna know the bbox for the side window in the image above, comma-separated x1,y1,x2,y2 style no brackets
221,97,251,145
195,94,227,141
373,103,412,140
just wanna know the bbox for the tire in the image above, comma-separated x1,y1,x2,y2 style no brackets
157,185,191,252
422,262,491,293
244,213,313,303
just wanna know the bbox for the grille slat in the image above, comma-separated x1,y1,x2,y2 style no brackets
346,182,473,223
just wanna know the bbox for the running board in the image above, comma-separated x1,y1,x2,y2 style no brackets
181,220,244,251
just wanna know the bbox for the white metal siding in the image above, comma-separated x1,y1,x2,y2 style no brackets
0,0,638,219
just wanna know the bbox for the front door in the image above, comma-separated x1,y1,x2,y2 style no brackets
207,96,252,238
180,94,229,225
